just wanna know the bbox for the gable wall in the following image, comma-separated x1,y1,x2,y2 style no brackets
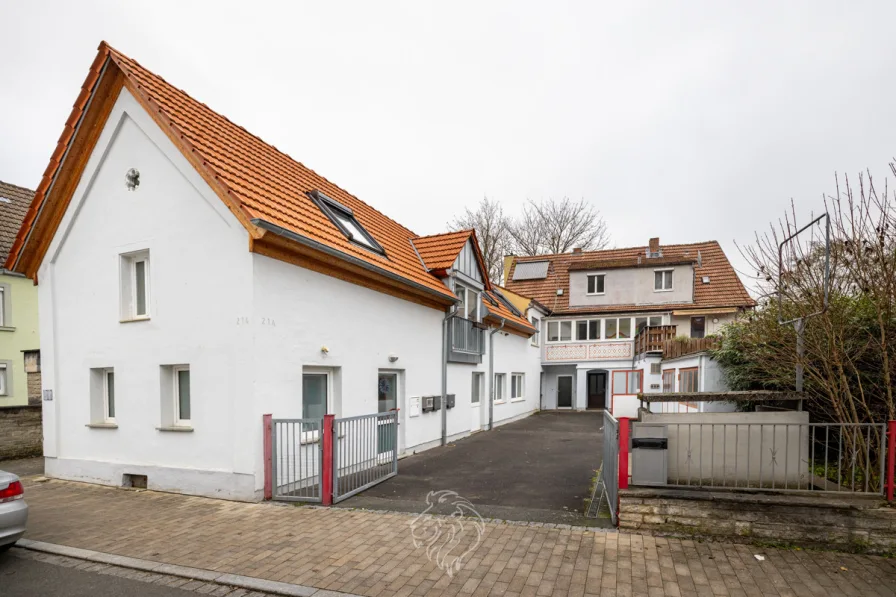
38,87,257,499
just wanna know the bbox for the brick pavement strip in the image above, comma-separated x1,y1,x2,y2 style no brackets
17,479,896,597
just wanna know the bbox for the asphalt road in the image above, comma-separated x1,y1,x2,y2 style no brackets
340,410,608,525
0,549,199,597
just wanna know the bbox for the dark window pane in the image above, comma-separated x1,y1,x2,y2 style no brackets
135,260,146,316
106,371,115,418
589,320,599,340
577,321,588,340
177,370,190,420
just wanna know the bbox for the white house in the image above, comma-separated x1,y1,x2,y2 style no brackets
5,42,542,501
502,238,755,417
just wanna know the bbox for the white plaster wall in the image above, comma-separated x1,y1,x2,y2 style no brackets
670,312,735,338
569,264,694,308
38,87,256,500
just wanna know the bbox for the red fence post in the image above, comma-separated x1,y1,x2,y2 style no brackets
887,420,896,502
322,414,334,506
618,416,630,490
263,414,272,500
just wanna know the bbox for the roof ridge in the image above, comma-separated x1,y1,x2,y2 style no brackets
415,229,474,240
105,44,419,241
512,240,721,261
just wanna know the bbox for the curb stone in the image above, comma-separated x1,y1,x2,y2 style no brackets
16,539,362,597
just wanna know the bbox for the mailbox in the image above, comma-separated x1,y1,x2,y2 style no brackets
631,425,668,486
446,394,456,409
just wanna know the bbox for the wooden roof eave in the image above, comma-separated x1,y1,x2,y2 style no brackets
250,219,457,312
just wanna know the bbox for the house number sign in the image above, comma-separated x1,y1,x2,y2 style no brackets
43,389,54,401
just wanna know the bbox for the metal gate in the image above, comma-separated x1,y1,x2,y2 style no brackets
271,418,324,502
586,410,619,524
270,412,398,503
333,412,398,503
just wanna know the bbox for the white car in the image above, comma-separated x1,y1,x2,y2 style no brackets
0,471,27,552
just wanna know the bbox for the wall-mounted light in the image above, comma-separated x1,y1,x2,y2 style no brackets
388,354,399,363
320,346,329,354
126,168,140,191
712,318,719,324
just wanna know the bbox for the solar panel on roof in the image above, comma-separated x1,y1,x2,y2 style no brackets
512,261,549,281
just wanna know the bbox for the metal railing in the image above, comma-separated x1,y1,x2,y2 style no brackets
271,418,323,502
450,317,485,355
587,410,620,524
633,422,888,494
333,412,398,503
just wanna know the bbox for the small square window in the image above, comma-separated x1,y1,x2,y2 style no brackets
654,269,673,291
587,274,605,295
309,190,386,255
120,250,150,321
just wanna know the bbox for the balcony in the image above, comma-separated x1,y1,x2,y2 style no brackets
633,325,721,360
633,325,677,355
449,316,485,363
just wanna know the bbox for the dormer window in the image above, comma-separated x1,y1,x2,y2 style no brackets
309,190,386,255
586,274,605,295
654,269,673,291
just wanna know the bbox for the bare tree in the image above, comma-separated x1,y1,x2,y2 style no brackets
507,197,610,255
448,196,513,284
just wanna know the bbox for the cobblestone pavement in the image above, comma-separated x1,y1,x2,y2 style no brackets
19,479,896,597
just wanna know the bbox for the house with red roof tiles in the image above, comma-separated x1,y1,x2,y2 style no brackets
4,42,543,501
502,237,755,416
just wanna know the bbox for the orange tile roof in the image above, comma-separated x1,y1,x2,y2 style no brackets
483,289,535,334
504,241,755,315
6,42,458,303
413,230,475,272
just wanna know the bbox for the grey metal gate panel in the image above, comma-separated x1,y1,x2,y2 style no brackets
332,412,398,503
586,410,619,524
271,418,323,502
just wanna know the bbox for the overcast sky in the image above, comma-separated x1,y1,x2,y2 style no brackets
2,1,895,285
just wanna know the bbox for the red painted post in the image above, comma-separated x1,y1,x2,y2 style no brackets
322,414,335,506
263,414,272,500
886,420,896,502
618,416,630,490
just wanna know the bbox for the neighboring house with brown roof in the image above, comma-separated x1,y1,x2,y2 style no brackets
502,237,755,416
0,180,40,407
4,42,542,501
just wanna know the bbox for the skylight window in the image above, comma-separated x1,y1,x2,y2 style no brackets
308,190,386,255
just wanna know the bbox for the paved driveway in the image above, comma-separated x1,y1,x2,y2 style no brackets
340,411,606,524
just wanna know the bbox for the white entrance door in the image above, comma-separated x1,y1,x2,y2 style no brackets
471,372,484,431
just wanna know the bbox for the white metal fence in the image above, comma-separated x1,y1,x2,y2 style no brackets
633,421,888,494
333,412,398,502
271,418,323,502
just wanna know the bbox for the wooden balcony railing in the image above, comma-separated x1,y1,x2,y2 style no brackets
633,325,722,359
662,335,721,359
633,325,677,355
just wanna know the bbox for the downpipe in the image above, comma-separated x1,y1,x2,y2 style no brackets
488,318,506,431
441,307,458,446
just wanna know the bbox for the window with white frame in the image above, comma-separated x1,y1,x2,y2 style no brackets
302,371,329,419
576,319,601,341
0,286,5,327
173,366,191,424
604,317,632,339
471,372,483,404
455,282,479,321
511,373,525,399
654,269,673,291
547,321,572,342
530,316,540,346
103,368,115,422
120,250,150,320
586,274,605,295
494,373,506,402
0,363,6,396
635,315,664,335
